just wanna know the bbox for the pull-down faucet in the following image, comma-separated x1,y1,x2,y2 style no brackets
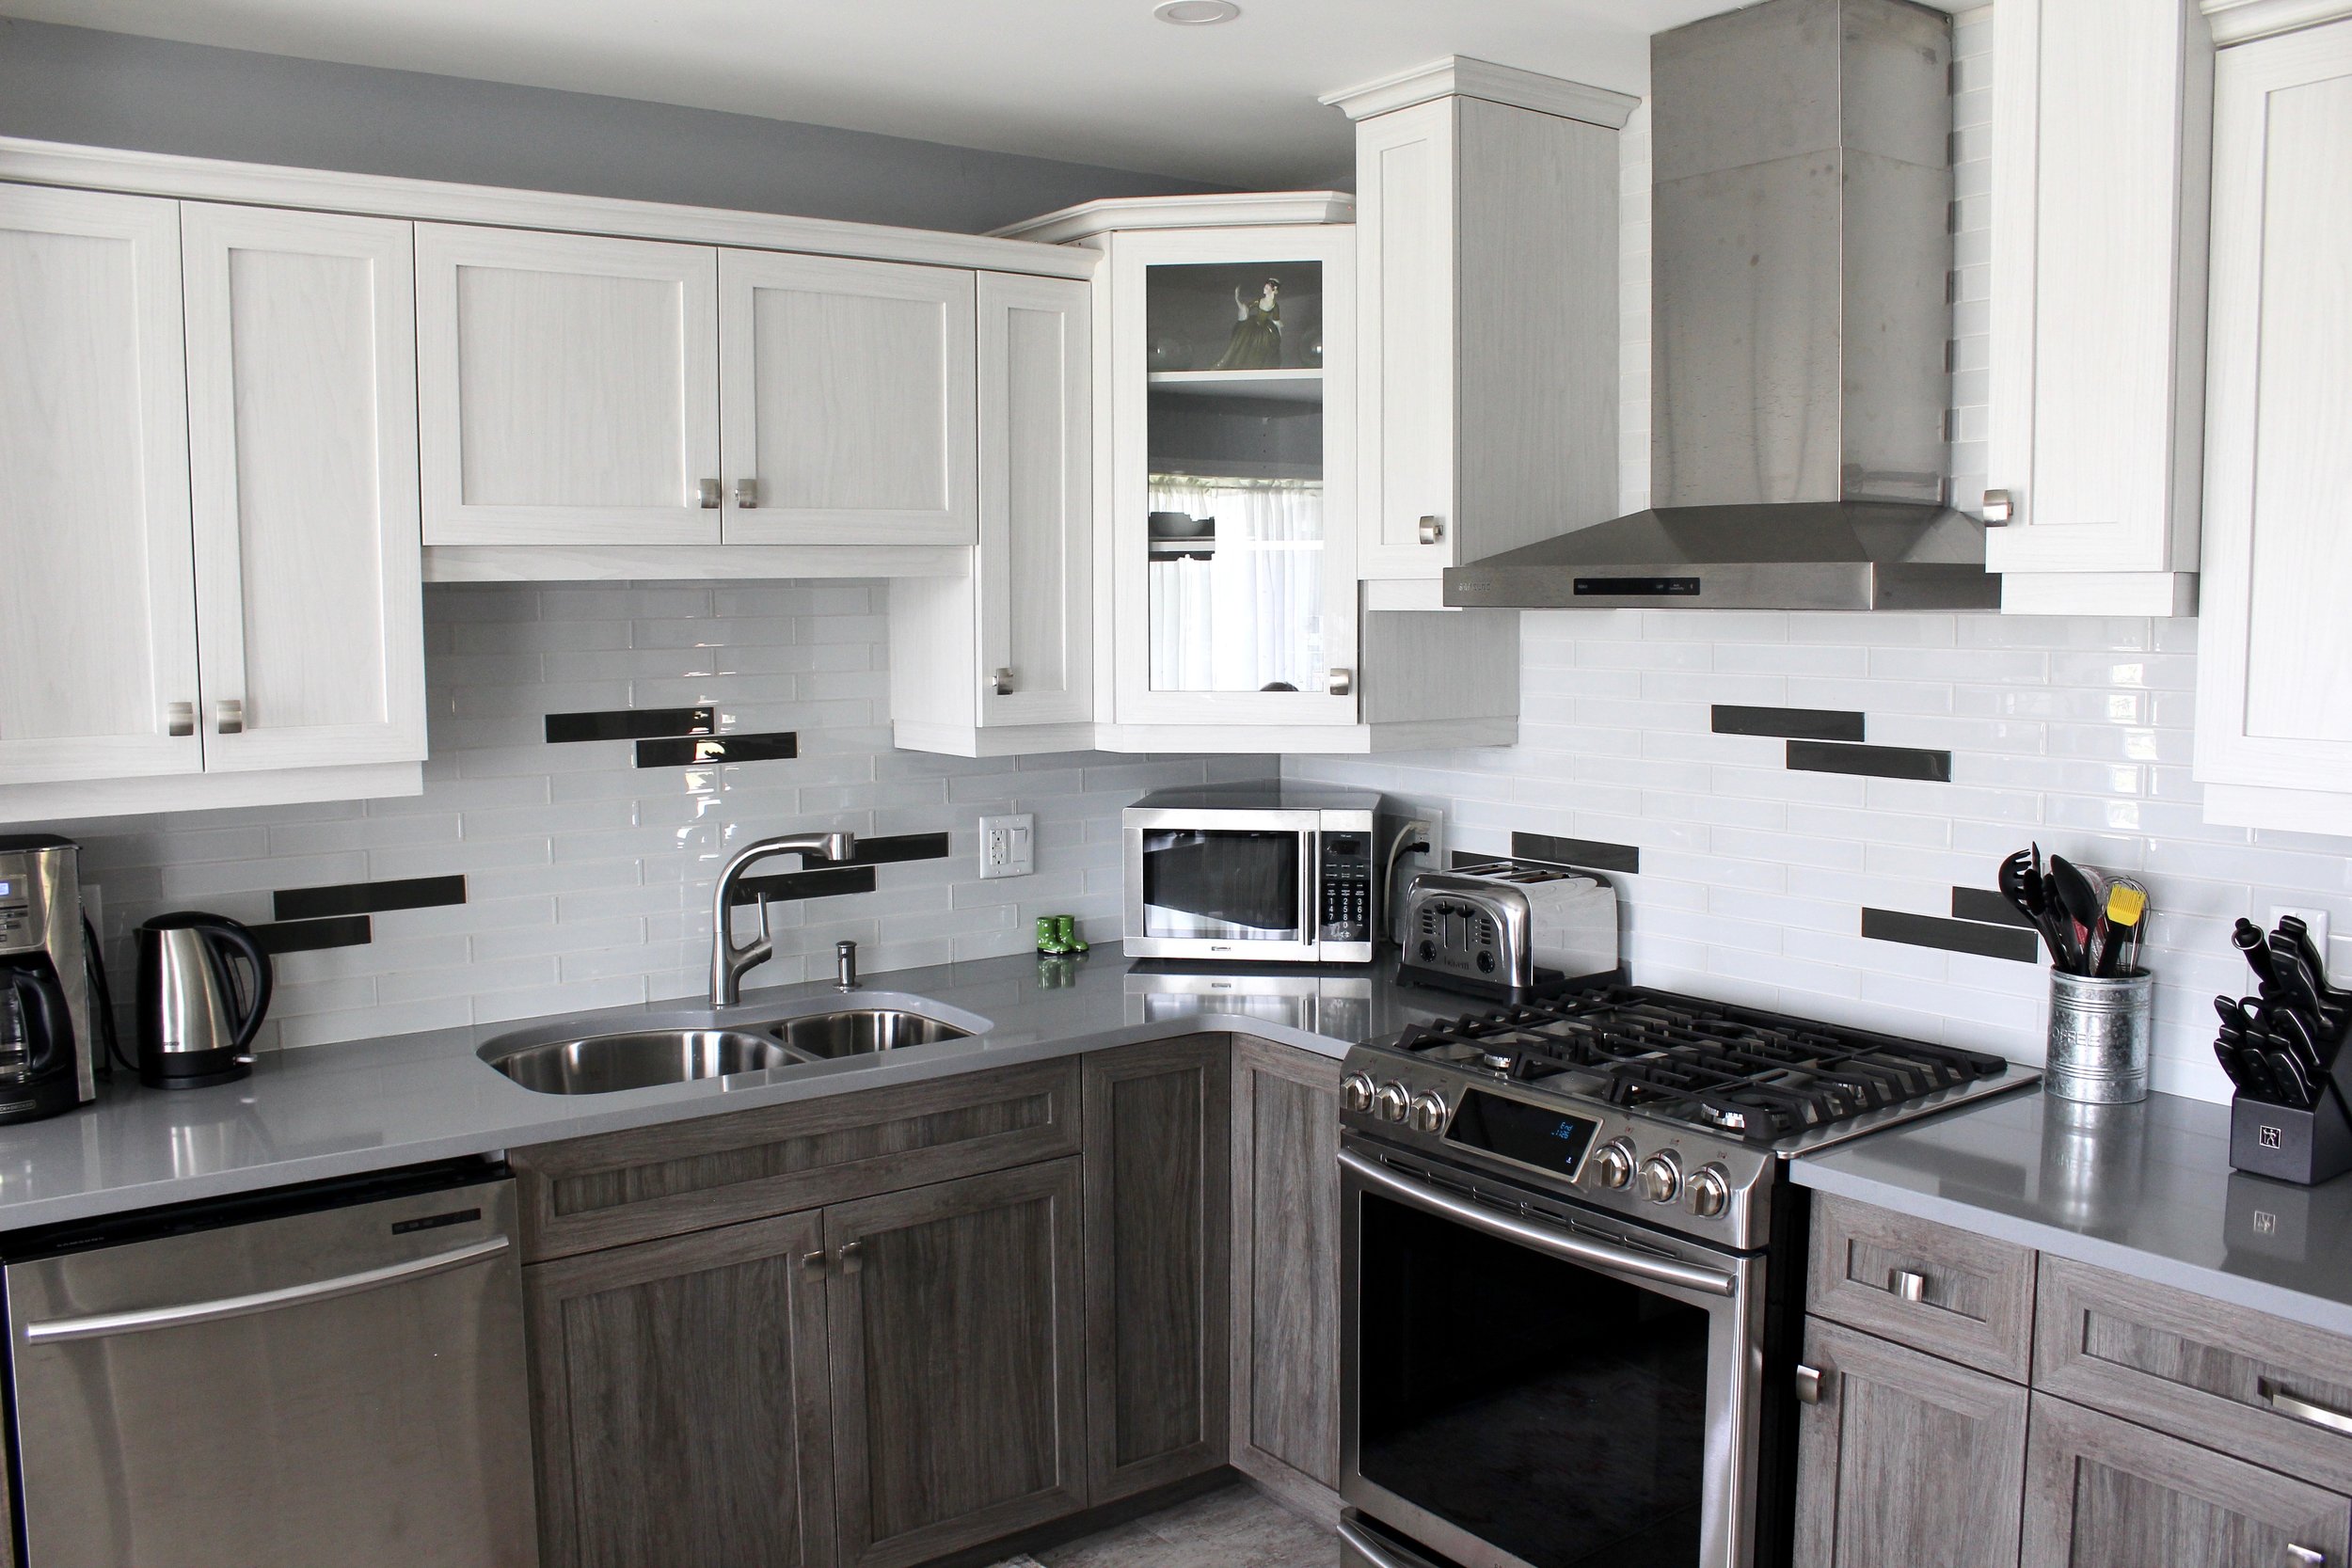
709,831,856,1007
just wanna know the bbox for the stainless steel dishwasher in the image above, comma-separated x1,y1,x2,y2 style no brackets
3,1161,539,1567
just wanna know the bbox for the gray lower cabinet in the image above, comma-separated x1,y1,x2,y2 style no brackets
826,1157,1089,1568
1230,1036,1344,1523
2023,1393,2352,1567
1082,1037,1233,1504
525,1210,838,1568
1792,1318,2026,1568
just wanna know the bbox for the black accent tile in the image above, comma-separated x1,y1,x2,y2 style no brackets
544,705,714,745
1711,705,1867,743
635,731,799,768
274,874,467,924
1510,832,1640,876
1952,888,2036,930
253,915,373,956
729,865,877,905
1862,908,2041,964
845,832,952,866
1787,739,1953,783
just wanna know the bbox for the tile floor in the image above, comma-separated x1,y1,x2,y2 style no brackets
994,1482,1337,1568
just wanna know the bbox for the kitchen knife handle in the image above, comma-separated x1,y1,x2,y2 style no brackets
2262,1379,2352,1439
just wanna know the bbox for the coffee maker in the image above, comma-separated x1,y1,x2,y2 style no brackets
0,835,96,1125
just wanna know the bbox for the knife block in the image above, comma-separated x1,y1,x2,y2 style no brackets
2230,1084,2352,1185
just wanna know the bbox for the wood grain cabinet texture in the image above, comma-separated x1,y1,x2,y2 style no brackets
1792,1318,2027,1568
1229,1036,1345,1524
1806,1195,2038,1382
1081,1037,1233,1505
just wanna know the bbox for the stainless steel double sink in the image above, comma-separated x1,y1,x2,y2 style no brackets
480,1000,979,1095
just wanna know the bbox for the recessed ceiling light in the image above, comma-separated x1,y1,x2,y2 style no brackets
1155,0,1242,24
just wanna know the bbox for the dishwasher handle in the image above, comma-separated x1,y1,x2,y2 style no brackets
21,1235,512,1344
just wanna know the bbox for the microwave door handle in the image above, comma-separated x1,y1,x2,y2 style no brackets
1302,830,1319,950
1338,1148,1737,1297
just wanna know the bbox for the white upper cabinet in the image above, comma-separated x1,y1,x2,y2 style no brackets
889,272,1092,755
182,203,426,773
416,225,722,546
2194,17,2352,834
1985,0,2213,615
720,251,977,546
1327,61,1634,595
0,185,201,787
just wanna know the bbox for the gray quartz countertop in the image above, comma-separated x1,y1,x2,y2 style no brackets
0,952,1462,1235
1794,1086,2352,1338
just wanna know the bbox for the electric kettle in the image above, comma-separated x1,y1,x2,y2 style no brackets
135,912,273,1089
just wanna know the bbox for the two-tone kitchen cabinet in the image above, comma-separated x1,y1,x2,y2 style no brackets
2193,16,2352,838
1983,0,2213,616
0,188,426,824
415,224,977,575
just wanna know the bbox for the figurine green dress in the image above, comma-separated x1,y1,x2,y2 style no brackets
1215,278,1283,371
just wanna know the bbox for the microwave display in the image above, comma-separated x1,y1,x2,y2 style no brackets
1139,829,1302,943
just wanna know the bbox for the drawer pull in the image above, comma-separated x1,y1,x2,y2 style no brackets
801,1250,828,1276
1890,1268,1929,1303
1795,1363,1831,1405
838,1240,864,1276
2287,1546,2326,1566
2262,1378,2352,1437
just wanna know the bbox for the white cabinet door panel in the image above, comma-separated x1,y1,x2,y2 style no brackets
1354,99,1458,578
2196,22,2352,800
720,250,976,546
0,185,200,785
417,225,720,545
182,203,426,773
979,272,1091,728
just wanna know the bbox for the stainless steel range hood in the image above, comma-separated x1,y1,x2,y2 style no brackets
1444,0,1999,612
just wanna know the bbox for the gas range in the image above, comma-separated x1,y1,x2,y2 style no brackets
1341,985,2039,1250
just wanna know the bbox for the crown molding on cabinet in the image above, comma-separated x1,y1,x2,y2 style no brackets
2201,0,2352,43
1319,55,1641,128
989,190,1356,245
0,136,1099,280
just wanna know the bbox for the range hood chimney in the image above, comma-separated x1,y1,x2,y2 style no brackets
1443,0,1998,612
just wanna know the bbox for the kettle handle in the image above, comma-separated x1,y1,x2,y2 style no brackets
3,965,73,1078
197,920,275,1054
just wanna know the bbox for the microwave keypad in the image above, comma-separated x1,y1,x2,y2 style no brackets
1320,834,1371,942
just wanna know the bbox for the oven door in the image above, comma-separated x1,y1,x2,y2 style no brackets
1340,1138,1766,1568
1123,808,1319,960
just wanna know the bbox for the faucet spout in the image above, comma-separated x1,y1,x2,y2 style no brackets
709,831,858,1007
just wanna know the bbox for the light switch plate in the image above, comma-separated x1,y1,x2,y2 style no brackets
979,814,1035,880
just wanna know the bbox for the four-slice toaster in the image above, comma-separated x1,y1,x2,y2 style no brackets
1396,863,1621,1000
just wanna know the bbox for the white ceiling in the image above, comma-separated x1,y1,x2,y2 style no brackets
0,0,1811,187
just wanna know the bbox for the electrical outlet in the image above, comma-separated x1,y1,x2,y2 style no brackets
979,814,1035,880
2270,905,2332,952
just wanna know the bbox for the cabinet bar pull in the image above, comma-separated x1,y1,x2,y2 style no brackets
215,698,245,736
696,478,722,509
838,1241,864,1275
1795,1364,1830,1405
991,668,1014,697
166,702,196,738
1981,488,2015,525
801,1250,828,1276
2262,1378,2352,1437
1889,1268,1928,1303
735,479,758,510
2287,1547,2327,1566
1418,515,1445,546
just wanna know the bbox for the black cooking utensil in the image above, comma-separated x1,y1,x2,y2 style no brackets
2000,849,2073,970
2050,856,2104,974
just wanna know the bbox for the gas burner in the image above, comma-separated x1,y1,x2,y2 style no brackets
1389,986,2010,1147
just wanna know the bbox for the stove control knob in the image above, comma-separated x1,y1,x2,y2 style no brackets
1373,1082,1412,1124
1341,1073,1376,1114
1687,1163,1731,1219
1638,1149,1685,1205
1410,1090,1450,1133
1588,1139,1637,1190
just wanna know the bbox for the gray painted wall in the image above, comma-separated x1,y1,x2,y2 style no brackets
0,18,1228,232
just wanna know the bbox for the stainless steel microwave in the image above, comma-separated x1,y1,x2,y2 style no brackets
1122,784,1400,964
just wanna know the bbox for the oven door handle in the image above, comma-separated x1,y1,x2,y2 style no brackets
1339,1148,1738,1298
1338,1513,1424,1568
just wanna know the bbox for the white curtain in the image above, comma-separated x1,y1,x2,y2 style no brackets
1147,476,1325,693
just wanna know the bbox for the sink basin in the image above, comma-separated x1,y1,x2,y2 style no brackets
766,1008,974,1059
487,1029,800,1095
483,1006,979,1094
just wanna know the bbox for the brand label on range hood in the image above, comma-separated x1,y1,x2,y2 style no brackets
1575,577,1700,597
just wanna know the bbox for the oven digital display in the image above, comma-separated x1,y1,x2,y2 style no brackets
1443,1089,1600,1178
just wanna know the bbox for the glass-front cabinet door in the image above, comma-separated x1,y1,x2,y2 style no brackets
1107,225,1358,727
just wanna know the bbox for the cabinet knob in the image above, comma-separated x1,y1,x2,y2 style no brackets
838,1240,865,1275
215,698,245,736
1418,515,1445,546
166,702,196,738
801,1250,829,1276
1328,667,1354,697
1795,1363,1832,1405
2287,1548,2327,1567
696,478,723,509
735,479,759,511
1889,1268,1929,1304
992,668,1015,696
1981,488,2015,525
